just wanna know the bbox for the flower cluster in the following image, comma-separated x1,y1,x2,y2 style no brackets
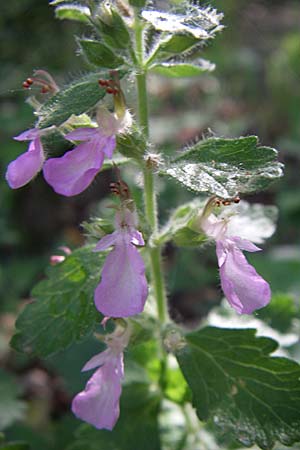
94,205,148,318
6,107,131,196
72,324,130,430
201,201,272,314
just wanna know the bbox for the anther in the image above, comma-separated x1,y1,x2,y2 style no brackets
233,196,240,204
222,200,231,206
98,79,109,87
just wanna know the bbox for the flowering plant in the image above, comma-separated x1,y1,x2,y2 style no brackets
6,1,300,449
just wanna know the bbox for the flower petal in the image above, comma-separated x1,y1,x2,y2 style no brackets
72,354,123,430
65,127,99,142
94,232,119,252
130,230,145,246
217,240,271,314
6,138,44,189
43,140,104,196
82,349,111,372
14,128,40,141
231,236,262,253
101,135,116,159
94,241,148,317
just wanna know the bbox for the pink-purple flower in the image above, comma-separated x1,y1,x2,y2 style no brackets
202,204,271,314
43,108,131,196
6,128,45,189
94,207,148,318
72,327,129,430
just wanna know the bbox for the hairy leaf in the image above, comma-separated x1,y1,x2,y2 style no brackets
54,5,90,22
79,39,124,69
38,72,127,128
142,6,223,41
155,199,206,246
11,247,104,358
96,8,131,50
176,327,300,449
150,59,215,77
161,136,283,198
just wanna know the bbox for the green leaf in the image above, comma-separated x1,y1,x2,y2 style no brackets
0,370,26,430
142,7,223,41
155,34,198,56
11,246,104,358
155,199,206,247
176,327,300,449
161,136,283,198
38,73,107,128
79,39,124,69
129,0,146,7
97,8,131,50
150,59,215,78
257,293,298,333
66,384,161,450
0,443,29,450
55,5,90,23
116,128,147,161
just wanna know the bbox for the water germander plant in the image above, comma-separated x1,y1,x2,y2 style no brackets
6,1,300,449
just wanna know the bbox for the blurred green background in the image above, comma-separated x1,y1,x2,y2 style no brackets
1,0,300,448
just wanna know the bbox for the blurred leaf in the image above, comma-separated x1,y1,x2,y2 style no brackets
176,327,300,449
67,383,161,450
11,246,104,358
129,0,146,7
150,59,215,78
0,370,26,431
257,293,298,333
38,72,111,128
55,5,90,23
79,39,124,69
155,199,206,247
0,443,29,450
160,136,283,198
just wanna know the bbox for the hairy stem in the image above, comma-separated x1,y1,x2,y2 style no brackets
134,16,168,326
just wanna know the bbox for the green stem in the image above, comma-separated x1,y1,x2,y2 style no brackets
134,15,167,327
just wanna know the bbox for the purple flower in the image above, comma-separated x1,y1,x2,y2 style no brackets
72,330,128,430
202,206,271,314
43,108,131,196
216,236,271,314
94,208,148,318
6,128,45,189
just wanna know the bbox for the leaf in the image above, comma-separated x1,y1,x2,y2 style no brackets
155,199,206,246
161,136,283,198
154,34,199,56
79,39,124,69
150,59,215,77
142,6,223,41
129,0,146,7
0,443,30,450
116,128,147,161
66,383,161,450
38,72,124,128
0,370,27,430
257,293,298,333
11,246,104,358
96,8,131,50
55,5,91,23
175,327,300,449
